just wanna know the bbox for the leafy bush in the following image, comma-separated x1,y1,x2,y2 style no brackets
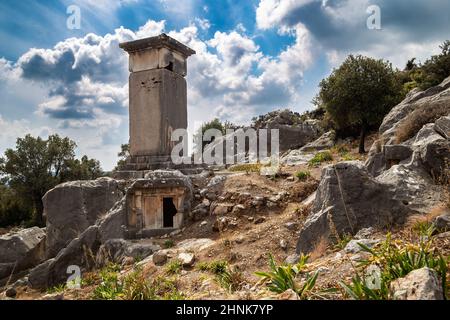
295,170,311,181
308,151,333,167
416,40,450,90
333,233,352,251
92,264,123,300
165,260,183,275
164,239,175,248
0,183,31,227
197,260,228,275
92,264,184,300
197,260,244,292
318,55,403,153
340,233,449,300
255,254,318,299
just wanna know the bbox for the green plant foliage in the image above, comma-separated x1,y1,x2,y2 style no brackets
295,170,311,181
318,55,403,153
333,233,352,251
308,151,333,167
255,254,318,299
340,233,449,300
197,260,243,292
165,260,183,275
164,239,175,248
92,264,185,300
0,134,102,226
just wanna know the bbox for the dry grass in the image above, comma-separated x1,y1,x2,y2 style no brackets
406,205,448,228
395,102,449,143
309,236,329,261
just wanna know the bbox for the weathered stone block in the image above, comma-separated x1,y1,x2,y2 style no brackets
129,68,187,157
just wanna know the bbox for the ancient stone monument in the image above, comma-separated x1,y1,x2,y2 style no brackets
119,34,196,171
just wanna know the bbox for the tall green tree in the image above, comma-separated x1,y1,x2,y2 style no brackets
318,55,402,153
415,40,450,90
0,134,103,226
114,143,130,170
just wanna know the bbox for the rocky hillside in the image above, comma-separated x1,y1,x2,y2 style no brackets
1,77,449,301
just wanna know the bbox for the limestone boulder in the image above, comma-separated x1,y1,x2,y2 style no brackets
300,131,336,152
390,267,444,300
29,226,100,289
434,214,450,232
367,76,450,177
29,195,128,289
376,164,443,214
434,115,450,139
95,239,160,266
296,161,412,254
0,227,46,280
44,177,126,258
280,150,314,166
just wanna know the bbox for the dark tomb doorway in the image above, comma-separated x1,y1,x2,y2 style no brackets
163,197,177,228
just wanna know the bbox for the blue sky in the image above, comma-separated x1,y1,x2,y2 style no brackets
0,0,449,170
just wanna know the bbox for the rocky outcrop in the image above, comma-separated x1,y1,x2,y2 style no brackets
300,131,336,152
297,77,449,255
28,226,100,289
367,75,450,177
390,267,444,300
296,162,412,254
29,198,128,289
44,177,126,258
0,227,46,280
202,110,321,165
95,239,160,266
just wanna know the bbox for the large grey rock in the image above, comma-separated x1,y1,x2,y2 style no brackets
44,177,125,258
434,214,450,232
280,150,314,166
344,239,379,254
419,139,450,178
0,227,46,280
379,76,450,137
296,162,412,254
434,115,450,139
29,195,129,289
383,145,413,161
390,267,444,300
376,164,443,214
367,76,450,177
95,239,160,266
29,226,100,289
300,131,336,152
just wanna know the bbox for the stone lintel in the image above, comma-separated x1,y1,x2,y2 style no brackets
119,33,196,57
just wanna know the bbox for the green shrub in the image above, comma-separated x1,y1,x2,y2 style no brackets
165,260,183,275
92,264,185,300
295,170,311,181
340,233,449,300
92,264,124,300
308,151,333,167
197,260,228,275
333,233,352,251
197,260,243,292
164,239,175,248
255,254,318,299
228,163,263,173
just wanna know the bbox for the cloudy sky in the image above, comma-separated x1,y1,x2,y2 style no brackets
0,0,448,170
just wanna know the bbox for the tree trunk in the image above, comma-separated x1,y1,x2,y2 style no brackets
359,124,367,154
